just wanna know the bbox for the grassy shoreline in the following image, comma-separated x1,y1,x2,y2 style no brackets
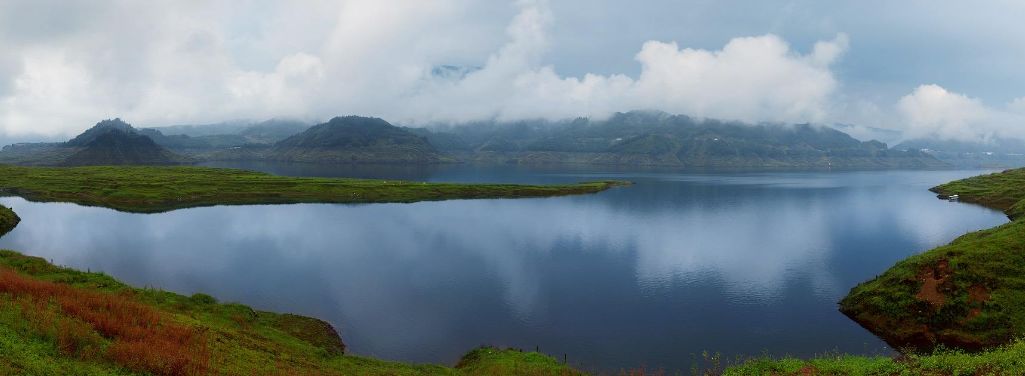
8,166,1025,374
7,237,1025,375
839,168,1025,353
0,166,599,374
0,250,579,375
723,168,1025,374
0,165,627,213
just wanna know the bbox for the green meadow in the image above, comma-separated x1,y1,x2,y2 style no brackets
0,164,625,213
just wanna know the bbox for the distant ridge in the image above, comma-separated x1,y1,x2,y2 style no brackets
410,111,949,169
2,111,950,169
894,137,1025,168
204,116,444,164
0,118,189,166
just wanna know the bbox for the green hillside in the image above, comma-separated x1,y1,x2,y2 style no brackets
841,168,1025,351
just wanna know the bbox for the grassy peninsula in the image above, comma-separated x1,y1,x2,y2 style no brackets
0,205,18,236
0,165,625,213
0,250,579,375
839,168,1025,352
0,165,606,374
720,168,1025,374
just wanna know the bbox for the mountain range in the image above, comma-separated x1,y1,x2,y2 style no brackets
409,111,945,168
202,116,444,164
893,138,1025,168
8,111,1017,169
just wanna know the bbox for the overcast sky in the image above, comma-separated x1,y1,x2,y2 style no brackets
1,0,1023,142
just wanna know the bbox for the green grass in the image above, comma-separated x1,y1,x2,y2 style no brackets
0,164,627,213
930,168,1025,219
0,204,18,236
0,250,580,375
729,168,1025,374
725,339,1025,375
839,167,1025,352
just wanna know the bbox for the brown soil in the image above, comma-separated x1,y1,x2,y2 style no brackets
968,284,990,303
962,284,990,323
916,259,951,307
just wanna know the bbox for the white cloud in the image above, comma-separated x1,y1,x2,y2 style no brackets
896,84,1025,142
398,0,848,124
417,2,855,128
627,33,846,122
3,0,1021,145
0,0,853,138
1008,97,1025,114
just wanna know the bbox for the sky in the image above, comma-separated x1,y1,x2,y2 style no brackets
1,0,1023,143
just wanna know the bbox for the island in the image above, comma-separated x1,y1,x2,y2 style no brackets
0,165,626,213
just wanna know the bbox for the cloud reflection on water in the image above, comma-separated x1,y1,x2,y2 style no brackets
0,169,1008,369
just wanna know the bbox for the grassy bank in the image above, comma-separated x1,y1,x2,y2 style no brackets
0,205,18,236
720,169,1025,374
839,168,1025,352
724,339,1025,375
0,250,579,375
930,168,1025,220
0,165,626,213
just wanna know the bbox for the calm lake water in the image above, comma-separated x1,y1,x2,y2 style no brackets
0,163,1009,372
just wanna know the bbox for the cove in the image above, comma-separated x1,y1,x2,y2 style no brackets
0,165,1008,371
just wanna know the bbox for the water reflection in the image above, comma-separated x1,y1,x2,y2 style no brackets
0,168,1008,371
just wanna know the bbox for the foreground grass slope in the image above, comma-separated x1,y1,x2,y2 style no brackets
0,165,625,213
0,250,579,375
840,168,1025,352
725,339,1025,375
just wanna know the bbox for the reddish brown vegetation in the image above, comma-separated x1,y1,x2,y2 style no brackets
0,267,209,375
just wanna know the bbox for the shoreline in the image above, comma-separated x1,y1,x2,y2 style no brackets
0,165,628,214
0,248,580,375
840,168,1025,352
4,167,1025,374
0,204,18,236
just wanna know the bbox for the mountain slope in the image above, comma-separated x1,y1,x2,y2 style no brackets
0,119,189,166
894,137,1025,168
414,111,947,168
207,116,444,164
141,119,310,152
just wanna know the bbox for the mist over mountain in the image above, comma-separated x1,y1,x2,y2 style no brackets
0,112,954,168
893,137,1025,168
192,116,443,164
146,119,308,142
407,111,945,168
138,119,311,153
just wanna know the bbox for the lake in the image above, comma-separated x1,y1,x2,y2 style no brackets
0,164,1008,372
